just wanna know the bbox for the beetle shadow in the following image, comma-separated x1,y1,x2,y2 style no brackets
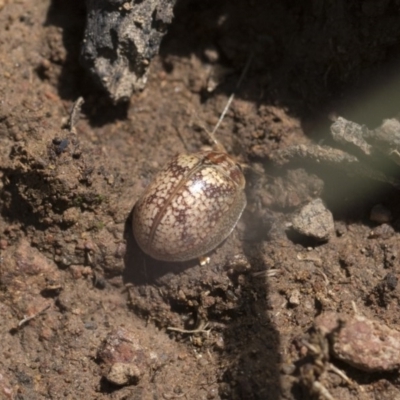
122,208,197,285
213,198,282,398
123,199,282,399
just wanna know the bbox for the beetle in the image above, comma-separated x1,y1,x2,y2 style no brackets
132,146,246,262
132,56,252,262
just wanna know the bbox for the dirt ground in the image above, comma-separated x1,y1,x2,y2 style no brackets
3,1,400,399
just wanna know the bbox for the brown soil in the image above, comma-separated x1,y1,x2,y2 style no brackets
2,1,400,399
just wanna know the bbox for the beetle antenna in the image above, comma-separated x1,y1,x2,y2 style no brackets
209,53,253,146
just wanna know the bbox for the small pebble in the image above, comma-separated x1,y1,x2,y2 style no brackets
370,204,392,224
84,321,98,330
368,223,394,239
280,363,296,375
97,328,161,387
62,207,80,226
203,46,220,63
288,289,301,307
384,273,398,290
316,312,400,372
106,363,141,386
291,198,334,240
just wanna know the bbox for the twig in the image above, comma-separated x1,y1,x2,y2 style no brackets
18,304,51,328
167,322,211,335
68,97,84,134
252,268,280,278
312,381,336,400
328,363,353,386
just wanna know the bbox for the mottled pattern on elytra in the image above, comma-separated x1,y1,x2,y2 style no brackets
132,151,246,261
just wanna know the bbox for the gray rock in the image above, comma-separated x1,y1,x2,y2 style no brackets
291,198,334,241
81,0,176,102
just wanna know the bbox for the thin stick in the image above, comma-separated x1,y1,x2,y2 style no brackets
18,304,51,328
167,322,210,335
252,268,281,278
312,381,336,400
68,97,84,134
328,363,353,386
166,327,210,335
